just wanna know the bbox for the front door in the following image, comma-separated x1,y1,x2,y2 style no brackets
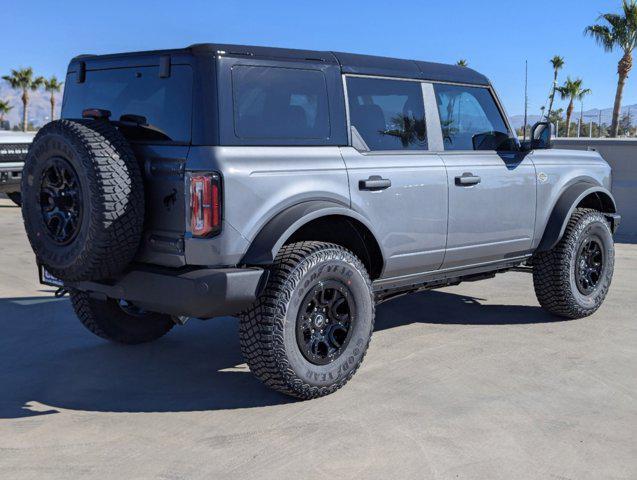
341,76,447,279
433,83,536,269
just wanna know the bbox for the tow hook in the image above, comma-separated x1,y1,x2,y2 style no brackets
54,287,69,298
173,315,190,326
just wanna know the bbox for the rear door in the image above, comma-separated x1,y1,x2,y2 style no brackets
433,83,536,269
62,63,194,267
341,75,447,279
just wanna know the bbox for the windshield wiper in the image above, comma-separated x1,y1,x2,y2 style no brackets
113,114,173,141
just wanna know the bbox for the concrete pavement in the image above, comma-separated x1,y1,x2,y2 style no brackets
0,198,635,479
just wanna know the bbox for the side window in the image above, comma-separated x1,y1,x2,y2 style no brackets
232,66,331,140
346,77,427,151
62,65,193,142
433,84,511,151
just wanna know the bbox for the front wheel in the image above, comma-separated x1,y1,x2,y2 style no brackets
533,208,614,319
70,290,175,344
240,241,375,399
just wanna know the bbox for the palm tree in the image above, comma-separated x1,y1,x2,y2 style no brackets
43,76,63,122
557,77,592,137
0,99,12,126
2,68,44,132
585,0,637,137
456,59,468,67
547,55,565,118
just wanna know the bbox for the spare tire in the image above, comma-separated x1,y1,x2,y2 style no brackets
21,119,144,282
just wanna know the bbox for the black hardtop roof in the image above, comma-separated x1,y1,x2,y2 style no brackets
70,43,490,86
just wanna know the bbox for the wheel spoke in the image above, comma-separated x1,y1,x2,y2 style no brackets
39,158,82,245
331,296,349,322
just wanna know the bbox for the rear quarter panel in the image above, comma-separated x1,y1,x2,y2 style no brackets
185,146,350,266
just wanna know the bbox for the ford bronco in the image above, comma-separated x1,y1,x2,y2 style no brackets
20,44,620,399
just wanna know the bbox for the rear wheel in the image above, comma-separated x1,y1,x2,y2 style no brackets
239,241,375,399
533,208,614,319
70,290,175,344
6,192,21,207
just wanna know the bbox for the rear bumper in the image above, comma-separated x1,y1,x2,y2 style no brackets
69,266,267,318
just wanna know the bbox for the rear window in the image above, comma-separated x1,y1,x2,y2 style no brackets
232,66,331,140
62,65,193,143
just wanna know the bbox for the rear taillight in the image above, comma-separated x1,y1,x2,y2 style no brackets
190,173,221,237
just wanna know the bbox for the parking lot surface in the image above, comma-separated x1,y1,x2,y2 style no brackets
0,197,635,480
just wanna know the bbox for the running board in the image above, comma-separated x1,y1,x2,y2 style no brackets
372,256,529,303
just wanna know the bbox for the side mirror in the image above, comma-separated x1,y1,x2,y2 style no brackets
530,121,552,149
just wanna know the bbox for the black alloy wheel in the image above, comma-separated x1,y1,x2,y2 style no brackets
39,157,82,245
296,280,356,365
575,236,604,295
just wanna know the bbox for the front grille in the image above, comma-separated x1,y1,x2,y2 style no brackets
0,143,30,163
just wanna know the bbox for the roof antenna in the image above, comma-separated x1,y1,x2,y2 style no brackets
523,60,528,142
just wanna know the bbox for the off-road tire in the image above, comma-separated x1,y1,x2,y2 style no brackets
6,192,21,207
533,208,614,319
21,119,144,282
239,241,375,399
70,290,175,344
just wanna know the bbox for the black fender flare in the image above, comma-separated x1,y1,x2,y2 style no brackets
241,200,381,265
536,183,618,252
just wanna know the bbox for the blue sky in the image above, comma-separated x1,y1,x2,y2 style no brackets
3,0,635,116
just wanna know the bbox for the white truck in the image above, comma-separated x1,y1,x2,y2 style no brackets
0,130,34,206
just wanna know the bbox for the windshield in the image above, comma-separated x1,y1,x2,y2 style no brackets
62,65,193,143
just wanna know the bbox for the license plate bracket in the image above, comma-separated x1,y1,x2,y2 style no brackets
38,264,64,287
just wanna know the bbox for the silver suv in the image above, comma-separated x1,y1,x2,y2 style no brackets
20,44,620,398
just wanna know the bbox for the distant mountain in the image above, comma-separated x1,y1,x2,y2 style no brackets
509,104,637,130
0,82,63,129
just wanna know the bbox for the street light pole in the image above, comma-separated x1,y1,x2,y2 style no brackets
523,60,528,142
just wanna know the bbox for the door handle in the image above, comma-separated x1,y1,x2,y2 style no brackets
359,175,391,191
455,173,481,186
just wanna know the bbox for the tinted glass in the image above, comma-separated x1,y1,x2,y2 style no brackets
62,65,193,143
346,77,427,151
433,84,509,151
232,66,330,139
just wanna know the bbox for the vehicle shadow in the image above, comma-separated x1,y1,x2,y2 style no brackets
0,289,560,418
374,290,562,331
